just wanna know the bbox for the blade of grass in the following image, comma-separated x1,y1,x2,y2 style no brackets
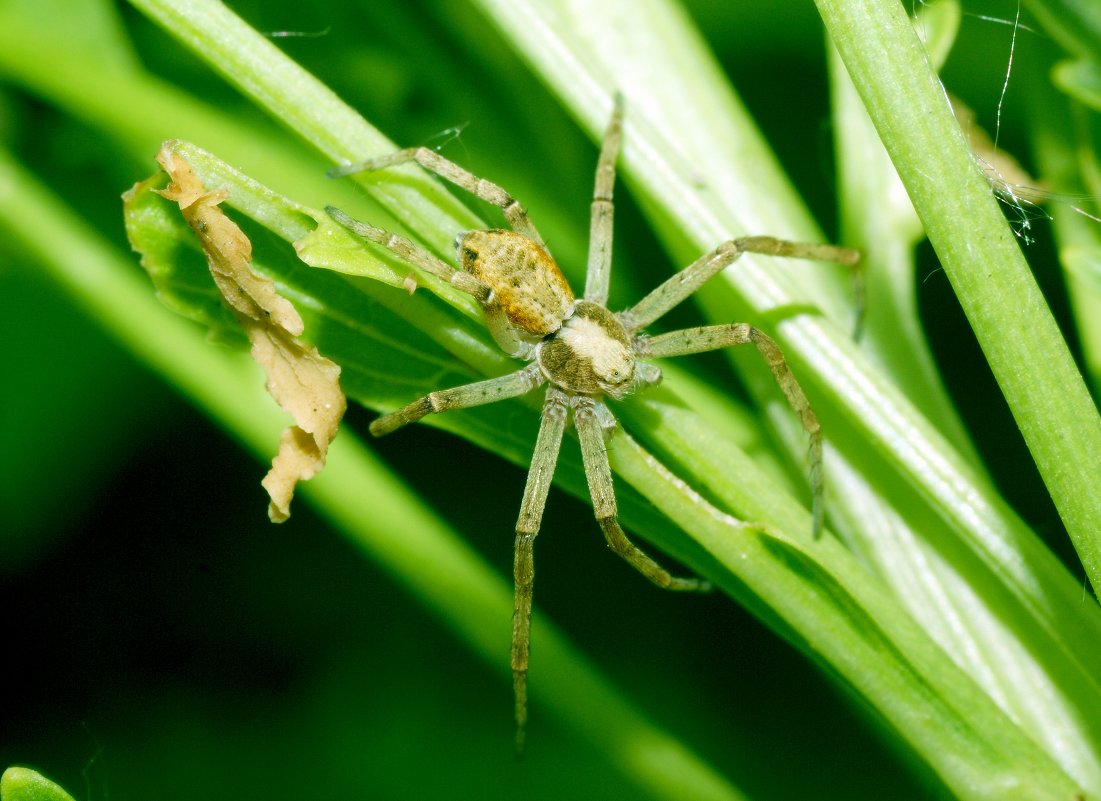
123,0,484,256
815,0,1101,595
1028,83,1101,394
830,0,979,460
609,433,1084,801
0,0,389,219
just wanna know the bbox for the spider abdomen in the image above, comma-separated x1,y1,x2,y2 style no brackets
538,301,636,399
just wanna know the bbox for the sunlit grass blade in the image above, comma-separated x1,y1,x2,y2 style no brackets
1029,85,1101,393
830,0,978,458
0,768,78,801
816,0,1101,594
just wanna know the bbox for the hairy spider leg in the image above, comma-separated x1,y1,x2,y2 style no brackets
637,324,825,536
618,237,858,538
511,386,569,758
329,146,545,245
621,236,860,332
325,205,492,303
368,363,546,437
583,93,624,306
573,395,709,590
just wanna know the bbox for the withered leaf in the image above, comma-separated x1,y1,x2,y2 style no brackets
155,142,346,522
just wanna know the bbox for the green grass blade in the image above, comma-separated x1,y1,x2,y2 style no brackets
815,0,1101,595
125,0,484,254
0,768,77,801
610,433,1082,801
1029,86,1101,394
830,0,978,459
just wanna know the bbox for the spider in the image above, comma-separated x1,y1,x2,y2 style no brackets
326,95,859,754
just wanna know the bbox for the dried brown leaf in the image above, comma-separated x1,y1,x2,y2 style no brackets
251,324,344,522
155,146,304,333
155,142,346,522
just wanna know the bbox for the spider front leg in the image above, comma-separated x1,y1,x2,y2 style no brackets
620,236,861,332
329,147,545,245
638,323,825,536
325,206,492,303
583,93,624,306
369,363,545,436
573,396,710,592
511,386,570,758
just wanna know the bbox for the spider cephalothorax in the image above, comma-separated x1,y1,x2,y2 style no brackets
327,95,859,754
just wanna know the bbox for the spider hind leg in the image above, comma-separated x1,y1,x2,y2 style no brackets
573,396,710,591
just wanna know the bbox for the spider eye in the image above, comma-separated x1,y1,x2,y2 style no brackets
604,362,632,387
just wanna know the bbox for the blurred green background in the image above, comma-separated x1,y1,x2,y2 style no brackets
0,0,1084,799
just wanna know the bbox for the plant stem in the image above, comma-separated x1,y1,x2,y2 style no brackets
126,0,484,253
816,0,1101,595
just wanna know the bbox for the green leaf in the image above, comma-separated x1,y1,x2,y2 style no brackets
817,0,1101,596
1,768,77,801
1053,58,1101,111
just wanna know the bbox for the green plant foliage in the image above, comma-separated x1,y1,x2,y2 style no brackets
1,768,77,801
2,0,1100,800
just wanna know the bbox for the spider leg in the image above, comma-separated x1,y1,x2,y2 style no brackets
638,323,824,536
583,93,624,306
511,386,569,758
326,206,492,303
329,147,545,245
620,236,860,332
369,363,545,437
572,396,709,591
